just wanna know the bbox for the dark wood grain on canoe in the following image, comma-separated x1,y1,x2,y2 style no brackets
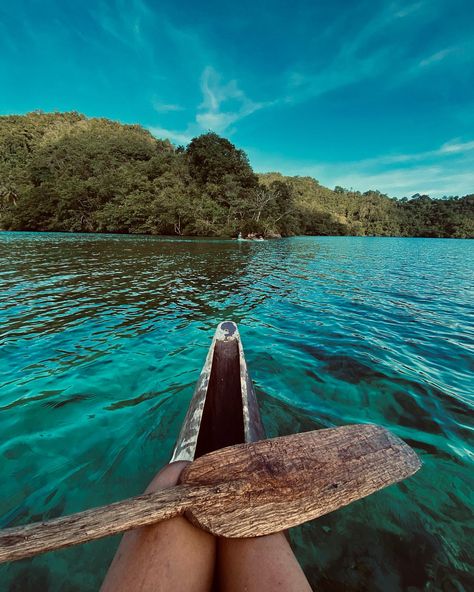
171,321,265,462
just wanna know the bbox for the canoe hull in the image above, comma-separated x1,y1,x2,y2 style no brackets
171,321,265,462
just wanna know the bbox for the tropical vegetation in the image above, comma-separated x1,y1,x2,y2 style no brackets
1,112,472,238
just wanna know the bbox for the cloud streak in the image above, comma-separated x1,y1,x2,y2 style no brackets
4,0,470,197
419,47,458,68
281,3,409,102
90,0,153,51
252,138,474,198
147,126,193,145
196,67,266,133
337,139,474,168
280,1,468,107
149,66,270,143
152,101,184,113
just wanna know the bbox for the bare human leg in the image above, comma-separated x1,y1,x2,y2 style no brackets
217,533,313,592
101,461,216,592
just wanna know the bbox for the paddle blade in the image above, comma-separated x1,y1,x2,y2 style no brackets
181,423,421,537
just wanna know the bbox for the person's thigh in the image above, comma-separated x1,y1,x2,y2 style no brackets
217,533,312,592
101,461,216,592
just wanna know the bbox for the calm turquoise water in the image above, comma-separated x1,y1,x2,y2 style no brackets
0,232,473,591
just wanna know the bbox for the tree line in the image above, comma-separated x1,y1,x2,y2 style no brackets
1,112,472,238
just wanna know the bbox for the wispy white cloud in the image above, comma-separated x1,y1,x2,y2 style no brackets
320,165,474,198
419,47,458,68
281,3,408,102
149,66,270,143
152,100,184,113
251,138,474,198
393,1,425,19
280,1,468,106
147,126,193,145
340,139,474,168
196,66,266,133
90,0,152,50
439,139,474,154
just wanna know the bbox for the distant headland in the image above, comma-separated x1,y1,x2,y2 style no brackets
1,112,472,238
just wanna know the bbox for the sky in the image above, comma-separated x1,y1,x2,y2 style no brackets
1,0,473,198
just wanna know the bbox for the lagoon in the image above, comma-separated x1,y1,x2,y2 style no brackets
0,232,473,590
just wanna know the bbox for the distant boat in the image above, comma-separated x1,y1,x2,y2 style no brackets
235,232,265,242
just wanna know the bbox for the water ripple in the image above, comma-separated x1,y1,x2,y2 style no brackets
0,232,473,591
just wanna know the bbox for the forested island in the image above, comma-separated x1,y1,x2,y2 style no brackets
1,111,473,238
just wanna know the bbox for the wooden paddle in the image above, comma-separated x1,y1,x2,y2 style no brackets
0,424,420,563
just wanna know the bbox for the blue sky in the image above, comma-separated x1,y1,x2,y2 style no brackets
1,0,473,197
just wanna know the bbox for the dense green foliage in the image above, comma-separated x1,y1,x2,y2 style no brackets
260,174,474,238
1,112,473,237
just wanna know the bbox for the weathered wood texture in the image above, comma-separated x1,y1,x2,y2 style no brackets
0,424,420,563
194,338,245,456
0,484,204,563
182,423,421,537
171,321,264,462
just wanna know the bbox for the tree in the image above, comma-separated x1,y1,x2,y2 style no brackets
1,112,472,238
186,132,258,190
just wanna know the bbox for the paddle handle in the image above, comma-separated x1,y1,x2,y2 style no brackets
0,484,204,564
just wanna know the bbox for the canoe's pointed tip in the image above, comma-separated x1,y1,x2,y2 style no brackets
217,320,239,337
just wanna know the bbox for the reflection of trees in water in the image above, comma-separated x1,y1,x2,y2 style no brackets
3,236,260,336
4,236,327,339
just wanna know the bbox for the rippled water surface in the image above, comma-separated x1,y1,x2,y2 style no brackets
0,232,473,591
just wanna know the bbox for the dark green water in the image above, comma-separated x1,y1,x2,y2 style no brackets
0,232,473,591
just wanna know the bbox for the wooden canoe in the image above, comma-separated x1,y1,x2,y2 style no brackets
171,321,265,462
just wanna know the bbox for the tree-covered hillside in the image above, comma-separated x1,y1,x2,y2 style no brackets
1,112,473,238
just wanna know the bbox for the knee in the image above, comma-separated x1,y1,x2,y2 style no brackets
145,461,191,493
